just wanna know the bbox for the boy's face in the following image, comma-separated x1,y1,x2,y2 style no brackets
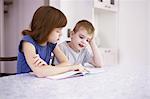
70,27,93,51
48,28,62,43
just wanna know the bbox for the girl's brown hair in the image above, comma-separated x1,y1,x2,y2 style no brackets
22,6,67,44
73,20,95,35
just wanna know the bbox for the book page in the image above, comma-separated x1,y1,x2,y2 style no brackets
46,71,83,80
86,68,105,74
46,68,104,80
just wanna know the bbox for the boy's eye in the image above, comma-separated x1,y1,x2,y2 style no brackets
79,36,84,39
86,39,90,42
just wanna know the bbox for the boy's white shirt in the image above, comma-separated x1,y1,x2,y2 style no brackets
54,41,93,66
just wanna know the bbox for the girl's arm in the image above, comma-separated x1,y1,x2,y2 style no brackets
53,45,71,66
22,42,86,77
89,40,104,68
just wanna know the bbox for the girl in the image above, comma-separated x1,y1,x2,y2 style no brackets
17,6,86,77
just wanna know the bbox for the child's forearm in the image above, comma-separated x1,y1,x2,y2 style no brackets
55,62,71,67
32,64,88,77
90,41,104,67
32,65,75,77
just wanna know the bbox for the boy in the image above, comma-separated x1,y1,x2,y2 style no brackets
54,20,103,68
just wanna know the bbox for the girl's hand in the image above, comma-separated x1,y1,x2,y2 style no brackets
72,64,89,72
33,54,47,67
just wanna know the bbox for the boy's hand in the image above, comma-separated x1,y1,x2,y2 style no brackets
33,54,47,67
89,38,94,45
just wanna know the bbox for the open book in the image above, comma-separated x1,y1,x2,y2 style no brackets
46,68,104,80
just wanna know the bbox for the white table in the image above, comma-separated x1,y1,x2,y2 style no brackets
0,65,148,99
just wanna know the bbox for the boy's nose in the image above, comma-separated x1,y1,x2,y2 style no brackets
82,40,88,45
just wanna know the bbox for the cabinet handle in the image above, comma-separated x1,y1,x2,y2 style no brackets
107,6,111,8
105,50,111,53
98,0,103,2
105,5,111,8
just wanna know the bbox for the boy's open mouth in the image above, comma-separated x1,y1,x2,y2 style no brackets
79,44,84,48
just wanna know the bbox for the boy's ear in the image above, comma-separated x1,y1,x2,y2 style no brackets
69,31,75,38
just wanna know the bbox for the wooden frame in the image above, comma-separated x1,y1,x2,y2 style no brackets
0,56,17,61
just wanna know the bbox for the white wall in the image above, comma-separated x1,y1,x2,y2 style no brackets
147,0,150,97
119,0,148,97
118,0,148,66
3,0,45,73
148,0,150,65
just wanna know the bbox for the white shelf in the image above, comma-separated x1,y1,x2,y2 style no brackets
94,0,118,12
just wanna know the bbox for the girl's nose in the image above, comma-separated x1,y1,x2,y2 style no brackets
59,32,62,37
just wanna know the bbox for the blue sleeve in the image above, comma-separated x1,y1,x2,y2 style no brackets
48,43,57,52
18,35,36,52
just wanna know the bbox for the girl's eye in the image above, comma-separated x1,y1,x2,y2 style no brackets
57,31,61,33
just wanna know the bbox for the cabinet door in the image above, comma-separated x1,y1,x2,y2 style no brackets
100,48,118,66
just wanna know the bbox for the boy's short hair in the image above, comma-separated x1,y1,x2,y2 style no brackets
73,20,95,35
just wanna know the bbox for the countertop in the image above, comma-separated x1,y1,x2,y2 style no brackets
0,65,148,99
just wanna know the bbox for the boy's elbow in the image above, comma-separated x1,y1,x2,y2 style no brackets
94,63,104,68
65,62,71,66
94,65,102,68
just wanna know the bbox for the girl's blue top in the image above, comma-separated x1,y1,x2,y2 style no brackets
17,35,57,74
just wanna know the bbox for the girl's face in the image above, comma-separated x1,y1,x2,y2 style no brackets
70,28,93,52
48,28,62,43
